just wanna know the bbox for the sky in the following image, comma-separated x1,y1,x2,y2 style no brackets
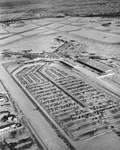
0,0,32,2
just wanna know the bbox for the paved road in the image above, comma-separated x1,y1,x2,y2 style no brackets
0,63,69,150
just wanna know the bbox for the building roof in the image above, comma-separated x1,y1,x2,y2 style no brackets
78,58,113,73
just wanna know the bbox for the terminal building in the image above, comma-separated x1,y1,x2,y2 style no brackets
77,58,113,74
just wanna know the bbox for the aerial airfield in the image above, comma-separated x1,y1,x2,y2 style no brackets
0,15,120,150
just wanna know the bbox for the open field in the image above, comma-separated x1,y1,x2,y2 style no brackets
0,16,120,55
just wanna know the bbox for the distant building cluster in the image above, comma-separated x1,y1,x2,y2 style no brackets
0,81,43,150
2,49,60,60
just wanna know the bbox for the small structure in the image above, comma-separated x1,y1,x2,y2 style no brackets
44,52,60,59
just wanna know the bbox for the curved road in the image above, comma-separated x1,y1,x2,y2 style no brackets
0,63,69,150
